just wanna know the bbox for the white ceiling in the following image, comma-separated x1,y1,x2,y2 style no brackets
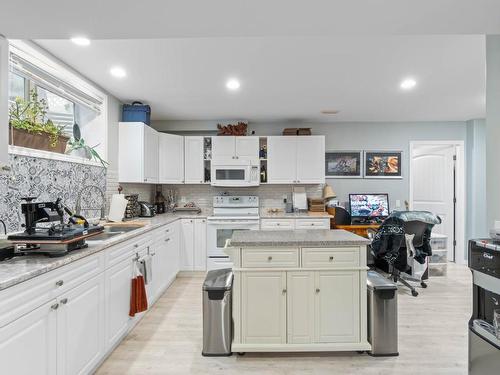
36,36,485,122
2,1,500,38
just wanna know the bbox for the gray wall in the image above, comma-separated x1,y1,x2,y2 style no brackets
486,35,500,229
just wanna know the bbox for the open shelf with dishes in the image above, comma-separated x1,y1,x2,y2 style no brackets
203,137,212,183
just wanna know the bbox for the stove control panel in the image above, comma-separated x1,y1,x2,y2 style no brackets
213,195,259,207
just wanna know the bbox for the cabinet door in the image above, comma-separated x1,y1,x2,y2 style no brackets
267,137,297,183
57,274,106,375
184,137,204,184
0,300,57,375
143,125,159,183
159,133,184,183
104,259,133,351
241,272,286,344
165,227,180,284
149,242,163,303
296,136,325,184
314,271,360,343
193,219,207,271
287,272,315,344
180,219,194,271
118,122,144,183
235,136,259,160
211,136,235,160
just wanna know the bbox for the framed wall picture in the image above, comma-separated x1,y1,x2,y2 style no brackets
364,151,403,179
325,151,363,178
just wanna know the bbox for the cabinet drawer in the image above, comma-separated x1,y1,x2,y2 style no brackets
242,248,299,268
295,219,329,229
261,219,295,230
302,248,359,268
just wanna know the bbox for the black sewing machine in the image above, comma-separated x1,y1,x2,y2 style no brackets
7,197,104,256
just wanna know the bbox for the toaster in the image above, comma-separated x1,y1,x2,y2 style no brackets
138,201,156,217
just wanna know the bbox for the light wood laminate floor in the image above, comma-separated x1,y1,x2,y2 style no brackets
96,263,471,375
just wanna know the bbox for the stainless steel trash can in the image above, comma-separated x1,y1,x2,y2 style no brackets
367,270,399,356
202,268,233,356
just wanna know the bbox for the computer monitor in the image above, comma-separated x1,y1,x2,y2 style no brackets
349,193,390,222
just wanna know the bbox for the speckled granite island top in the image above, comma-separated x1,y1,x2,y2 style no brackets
0,212,209,291
230,229,370,247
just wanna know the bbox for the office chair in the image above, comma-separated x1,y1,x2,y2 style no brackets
370,212,441,297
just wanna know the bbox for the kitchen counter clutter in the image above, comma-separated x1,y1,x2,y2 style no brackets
227,229,370,353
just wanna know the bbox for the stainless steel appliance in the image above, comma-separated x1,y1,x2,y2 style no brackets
468,238,500,374
211,160,260,187
202,268,234,356
207,195,260,270
138,201,156,217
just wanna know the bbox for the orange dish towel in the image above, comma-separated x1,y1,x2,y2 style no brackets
129,262,148,317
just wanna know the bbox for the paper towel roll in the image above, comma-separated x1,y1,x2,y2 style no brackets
108,194,128,222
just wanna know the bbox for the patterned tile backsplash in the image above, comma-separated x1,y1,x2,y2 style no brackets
0,154,106,233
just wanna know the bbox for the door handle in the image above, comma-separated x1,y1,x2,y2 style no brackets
51,303,59,310
165,238,170,242
316,288,320,293
329,256,334,261
282,289,287,295
55,280,64,287
60,298,68,305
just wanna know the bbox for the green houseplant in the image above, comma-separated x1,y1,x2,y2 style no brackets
66,123,109,168
8,89,69,153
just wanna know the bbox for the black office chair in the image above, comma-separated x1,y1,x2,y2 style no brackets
370,211,441,297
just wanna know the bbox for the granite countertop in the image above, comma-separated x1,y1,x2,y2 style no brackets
0,212,208,292
230,229,370,247
260,210,334,219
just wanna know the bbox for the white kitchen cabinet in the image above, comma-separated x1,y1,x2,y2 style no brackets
118,122,159,183
241,271,287,344
0,300,57,375
57,273,106,375
212,136,259,161
159,133,184,184
267,136,325,184
287,272,315,344
261,217,330,231
104,259,133,351
296,136,325,184
267,137,297,183
184,136,205,184
180,218,206,271
314,270,360,343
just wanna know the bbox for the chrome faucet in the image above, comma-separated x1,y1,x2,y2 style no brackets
75,185,106,220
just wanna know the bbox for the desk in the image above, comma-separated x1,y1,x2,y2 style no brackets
332,224,380,238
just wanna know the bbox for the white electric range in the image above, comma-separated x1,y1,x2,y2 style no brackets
206,195,260,270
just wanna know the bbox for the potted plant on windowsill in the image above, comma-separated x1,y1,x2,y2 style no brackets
8,89,69,154
66,123,109,168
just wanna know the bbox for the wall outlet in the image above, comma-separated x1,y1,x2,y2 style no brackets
395,200,401,208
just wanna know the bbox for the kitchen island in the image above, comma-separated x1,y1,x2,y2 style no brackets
227,229,371,353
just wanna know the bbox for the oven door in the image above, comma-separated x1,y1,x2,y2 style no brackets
207,219,260,269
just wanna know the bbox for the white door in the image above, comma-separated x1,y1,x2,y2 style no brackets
410,144,455,261
158,133,184,183
296,136,325,184
314,271,360,343
143,125,159,183
180,219,194,271
0,300,57,375
287,271,315,344
184,136,204,184
193,219,207,271
57,274,106,375
104,259,133,351
235,136,259,160
241,271,286,344
267,137,297,183
211,136,235,160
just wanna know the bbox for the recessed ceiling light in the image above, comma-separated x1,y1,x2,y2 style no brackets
400,78,417,90
110,66,127,78
321,110,340,115
71,37,90,46
226,79,241,91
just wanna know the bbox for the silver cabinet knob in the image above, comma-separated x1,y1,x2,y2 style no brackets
268,256,273,261
134,244,139,248
60,298,68,305
316,288,320,293
165,238,170,242
329,256,334,261
165,229,170,233
51,303,59,310
282,289,287,294
276,223,280,226
55,280,64,287
311,223,315,226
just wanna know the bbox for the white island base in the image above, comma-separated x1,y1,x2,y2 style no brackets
227,229,372,353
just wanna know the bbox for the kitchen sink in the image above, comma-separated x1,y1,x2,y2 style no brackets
86,232,123,242
104,226,142,233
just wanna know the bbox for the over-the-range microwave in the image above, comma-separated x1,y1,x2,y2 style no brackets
211,159,260,187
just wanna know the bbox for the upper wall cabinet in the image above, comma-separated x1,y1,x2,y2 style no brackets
212,136,259,161
118,122,159,183
158,133,184,184
267,136,325,184
184,136,205,184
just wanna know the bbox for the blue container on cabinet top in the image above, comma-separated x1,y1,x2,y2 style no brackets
122,102,151,125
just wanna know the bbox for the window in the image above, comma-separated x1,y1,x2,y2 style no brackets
36,86,75,135
8,72,26,103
